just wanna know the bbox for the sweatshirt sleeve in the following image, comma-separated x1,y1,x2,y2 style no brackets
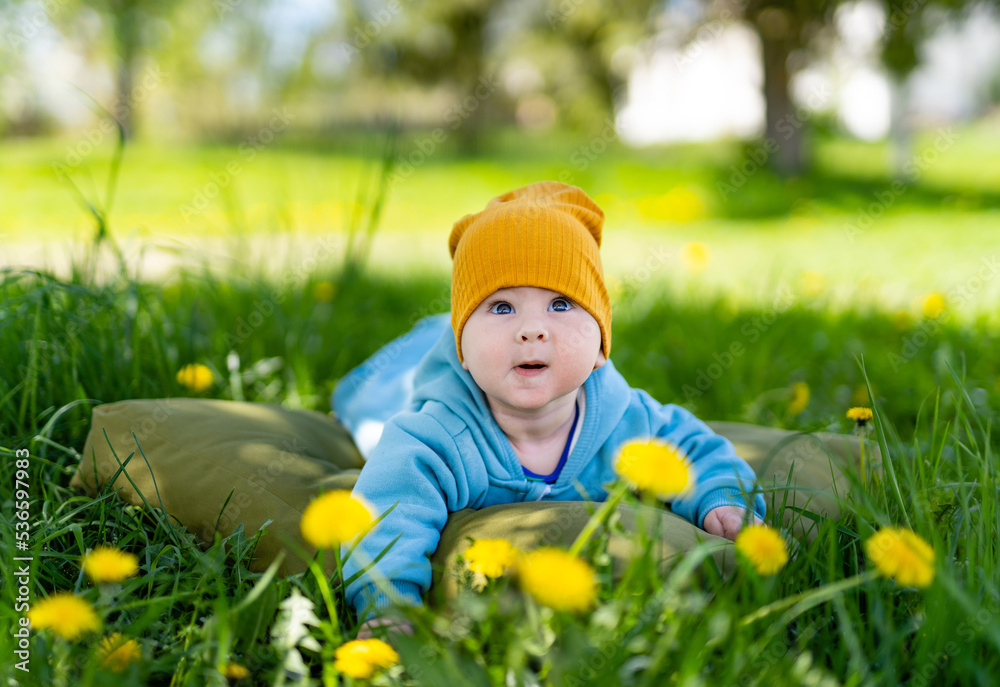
340,411,469,622
643,394,766,528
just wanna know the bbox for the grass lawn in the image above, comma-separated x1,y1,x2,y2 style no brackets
3,125,1000,318
1,128,998,685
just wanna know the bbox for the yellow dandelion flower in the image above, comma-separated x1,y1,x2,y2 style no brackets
464,539,519,579
798,271,826,297
98,633,141,672
615,439,693,500
222,662,250,680
788,381,810,416
637,188,705,223
313,281,337,303
846,407,873,427
83,546,139,584
667,188,706,223
300,490,374,549
27,593,100,641
865,527,935,588
518,547,597,613
922,292,946,319
680,241,711,272
735,526,789,576
176,364,214,393
334,638,400,679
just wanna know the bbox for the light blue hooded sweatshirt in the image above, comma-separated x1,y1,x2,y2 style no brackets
340,317,765,620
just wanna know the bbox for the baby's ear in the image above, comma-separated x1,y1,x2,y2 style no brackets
593,348,607,371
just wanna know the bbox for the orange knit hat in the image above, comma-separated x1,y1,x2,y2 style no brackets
448,181,611,364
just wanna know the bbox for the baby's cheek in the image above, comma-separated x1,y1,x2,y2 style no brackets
558,323,588,351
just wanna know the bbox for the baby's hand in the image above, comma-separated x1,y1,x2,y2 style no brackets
356,616,414,640
703,506,763,541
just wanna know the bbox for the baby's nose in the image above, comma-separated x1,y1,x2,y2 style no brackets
518,323,549,342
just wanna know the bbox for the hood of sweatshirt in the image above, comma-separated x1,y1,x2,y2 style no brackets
408,324,632,489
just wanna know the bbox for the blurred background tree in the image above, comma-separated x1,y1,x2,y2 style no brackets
1,0,998,169
721,0,997,174
94,0,182,136
339,0,658,151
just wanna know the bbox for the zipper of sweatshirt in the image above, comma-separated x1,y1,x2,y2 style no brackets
537,484,552,500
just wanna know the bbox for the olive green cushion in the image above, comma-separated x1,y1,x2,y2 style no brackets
72,399,865,582
71,399,365,576
431,422,866,593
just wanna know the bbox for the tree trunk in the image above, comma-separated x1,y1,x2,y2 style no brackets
888,77,913,178
579,31,623,131
112,2,140,139
760,35,803,176
451,8,487,155
115,51,134,138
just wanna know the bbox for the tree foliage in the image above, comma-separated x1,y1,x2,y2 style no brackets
3,0,997,153
77,0,185,135
727,0,996,173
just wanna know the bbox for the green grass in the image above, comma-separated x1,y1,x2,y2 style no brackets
2,241,999,685
4,126,1000,323
1,129,999,685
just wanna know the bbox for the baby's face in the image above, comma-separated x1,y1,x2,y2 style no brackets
460,286,606,414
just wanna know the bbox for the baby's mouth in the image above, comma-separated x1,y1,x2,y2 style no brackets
518,364,546,369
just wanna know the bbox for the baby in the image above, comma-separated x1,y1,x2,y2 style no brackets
342,181,764,634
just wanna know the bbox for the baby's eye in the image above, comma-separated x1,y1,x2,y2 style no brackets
489,301,513,315
550,298,572,312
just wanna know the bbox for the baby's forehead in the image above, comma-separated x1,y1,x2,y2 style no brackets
487,286,565,299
